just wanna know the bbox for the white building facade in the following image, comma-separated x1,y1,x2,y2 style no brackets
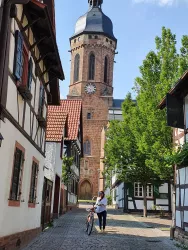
0,1,64,249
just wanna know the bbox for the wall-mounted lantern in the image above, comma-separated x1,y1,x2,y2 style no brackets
0,133,4,147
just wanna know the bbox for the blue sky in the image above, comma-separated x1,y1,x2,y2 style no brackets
55,0,188,99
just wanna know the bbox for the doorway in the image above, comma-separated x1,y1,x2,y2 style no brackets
53,175,60,218
79,180,92,200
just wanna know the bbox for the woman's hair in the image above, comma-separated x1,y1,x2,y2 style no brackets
99,191,105,196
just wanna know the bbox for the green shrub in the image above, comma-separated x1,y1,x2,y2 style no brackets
106,195,112,205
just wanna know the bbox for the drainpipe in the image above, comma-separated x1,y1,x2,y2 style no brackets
0,0,30,116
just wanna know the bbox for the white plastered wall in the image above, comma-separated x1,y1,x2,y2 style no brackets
45,142,62,215
0,120,45,237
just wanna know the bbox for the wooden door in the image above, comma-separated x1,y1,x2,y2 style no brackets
80,180,92,200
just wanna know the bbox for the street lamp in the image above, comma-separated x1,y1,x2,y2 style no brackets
0,133,4,147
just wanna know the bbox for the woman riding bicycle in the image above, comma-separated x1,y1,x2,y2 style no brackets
95,191,107,232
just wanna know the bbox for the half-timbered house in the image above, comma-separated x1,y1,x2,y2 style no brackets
60,100,82,210
159,71,188,244
0,0,64,249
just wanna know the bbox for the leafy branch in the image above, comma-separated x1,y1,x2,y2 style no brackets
62,156,74,185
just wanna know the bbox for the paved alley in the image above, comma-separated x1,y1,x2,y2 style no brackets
23,208,178,250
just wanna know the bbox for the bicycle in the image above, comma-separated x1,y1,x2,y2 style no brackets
85,203,96,235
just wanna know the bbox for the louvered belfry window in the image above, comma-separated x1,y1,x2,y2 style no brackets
74,54,80,82
29,161,39,203
89,53,95,80
10,148,24,201
104,56,108,83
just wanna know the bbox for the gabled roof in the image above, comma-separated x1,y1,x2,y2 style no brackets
46,106,67,142
60,100,82,141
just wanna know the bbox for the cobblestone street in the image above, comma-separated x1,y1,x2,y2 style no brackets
23,207,178,250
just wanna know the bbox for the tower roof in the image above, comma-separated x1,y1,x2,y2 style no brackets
72,0,116,41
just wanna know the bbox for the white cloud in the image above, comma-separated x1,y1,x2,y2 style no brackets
133,0,188,6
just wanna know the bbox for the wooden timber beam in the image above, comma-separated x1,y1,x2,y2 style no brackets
30,36,49,50
21,17,41,33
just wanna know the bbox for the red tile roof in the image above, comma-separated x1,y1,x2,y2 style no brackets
46,106,67,142
60,100,82,140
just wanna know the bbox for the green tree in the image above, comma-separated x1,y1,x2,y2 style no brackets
105,27,188,217
105,94,160,217
62,156,74,185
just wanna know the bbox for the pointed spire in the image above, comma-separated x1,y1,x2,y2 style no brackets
88,0,103,8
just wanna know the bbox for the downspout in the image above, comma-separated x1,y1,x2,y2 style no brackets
0,0,30,117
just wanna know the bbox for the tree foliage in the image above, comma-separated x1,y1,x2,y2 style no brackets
104,27,188,216
62,156,74,185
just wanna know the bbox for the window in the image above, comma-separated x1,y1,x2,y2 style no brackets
9,143,25,203
74,39,76,43
94,35,98,39
14,31,24,81
89,35,92,39
88,53,95,80
87,112,91,119
106,38,109,42
74,54,80,82
104,56,108,83
14,30,32,90
29,160,39,204
84,140,91,155
159,193,168,199
39,85,45,117
134,183,153,198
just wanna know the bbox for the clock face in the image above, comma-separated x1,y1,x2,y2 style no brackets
85,83,96,94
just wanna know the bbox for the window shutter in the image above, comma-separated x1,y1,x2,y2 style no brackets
27,58,33,90
127,183,134,197
14,30,23,80
153,184,160,198
39,85,44,116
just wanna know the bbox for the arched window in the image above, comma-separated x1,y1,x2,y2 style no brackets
84,140,91,155
104,56,108,83
88,53,95,80
74,54,80,82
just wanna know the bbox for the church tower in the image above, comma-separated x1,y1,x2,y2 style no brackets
68,0,117,199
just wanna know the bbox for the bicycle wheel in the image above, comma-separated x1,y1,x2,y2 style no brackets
86,220,89,233
87,215,94,236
